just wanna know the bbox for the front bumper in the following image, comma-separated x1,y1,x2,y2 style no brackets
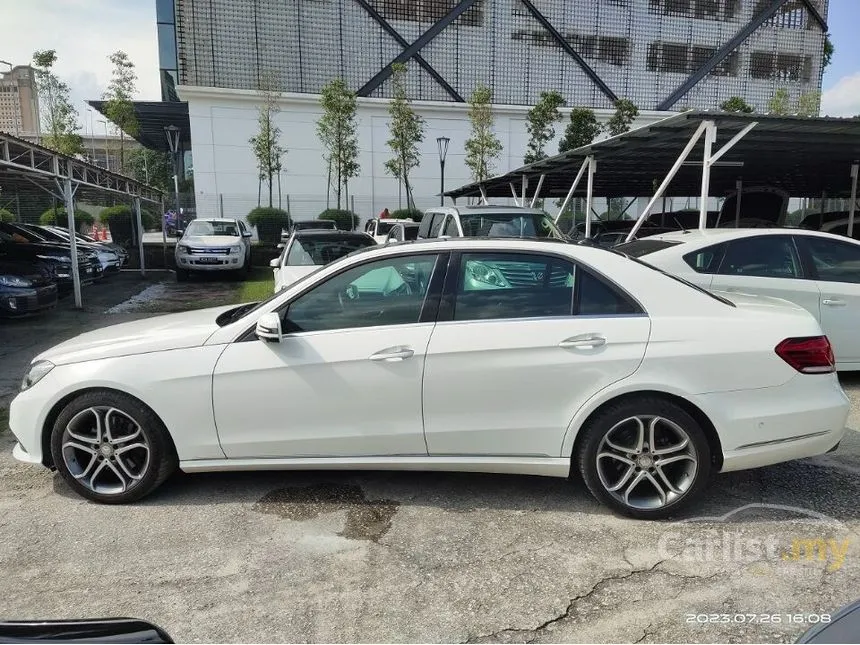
176,252,245,271
0,284,58,317
692,373,850,472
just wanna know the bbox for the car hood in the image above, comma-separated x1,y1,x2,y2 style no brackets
34,305,237,366
179,235,241,247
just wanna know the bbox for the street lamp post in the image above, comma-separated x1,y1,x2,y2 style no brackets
436,136,450,206
0,60,20,137
86,108,96,161
97,119,110,170
164,125,182,235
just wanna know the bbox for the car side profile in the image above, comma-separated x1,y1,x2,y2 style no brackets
384,221,420,244
418,205,568,241
9,238,848,518
615,228,860,370
174,218,253,280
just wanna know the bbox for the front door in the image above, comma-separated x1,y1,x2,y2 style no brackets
709,234,821,321
213,253,444,458
422,251,650,457
799,235,860,367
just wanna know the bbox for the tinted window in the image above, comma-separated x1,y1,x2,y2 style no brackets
442,215,459,236
429,214,445,237
453,253,574,322
403,226,419,241
376,221,396,235
458,212,565,239
614,239,682,257
718,236,801,278
804,237,860,284
285,255,439,332
683,244,726,274
577,270,641,315
286,236,374,266
185,221,239,237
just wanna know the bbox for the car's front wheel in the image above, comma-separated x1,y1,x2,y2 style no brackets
576,396,712,519
50,390,177,503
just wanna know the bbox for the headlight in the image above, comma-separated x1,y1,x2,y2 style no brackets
178,245,191,254
0,275,32,288
231,245,243,254
21,360,54,391
467,261,508,287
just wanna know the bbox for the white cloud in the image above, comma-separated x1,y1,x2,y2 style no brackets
2,1,160,126
821,73,860,118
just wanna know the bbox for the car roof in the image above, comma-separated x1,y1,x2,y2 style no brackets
425,204,548,216
194,218,239,224
292,229,372,238
633,226,860,249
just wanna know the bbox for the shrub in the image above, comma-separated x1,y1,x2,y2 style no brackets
390,208,422,220
39,206,94,230
248,207,291,244
0,208,15,223
99,205,155,230
318,208,359,231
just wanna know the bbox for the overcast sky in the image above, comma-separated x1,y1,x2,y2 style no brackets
2,0,858,125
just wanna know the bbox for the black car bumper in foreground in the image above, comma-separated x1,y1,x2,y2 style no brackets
0,283,58,317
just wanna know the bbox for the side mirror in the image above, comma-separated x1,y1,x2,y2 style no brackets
255,312,282,342
269,258,280,268
243,231,252,238
276,243,285,250
176,229,184,236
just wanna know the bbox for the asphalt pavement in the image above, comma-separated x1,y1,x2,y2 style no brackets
0,274,858,643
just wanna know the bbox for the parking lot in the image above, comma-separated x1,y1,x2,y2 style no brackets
1,273,859,644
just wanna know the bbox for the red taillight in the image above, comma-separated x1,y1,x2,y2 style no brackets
775,336,835,374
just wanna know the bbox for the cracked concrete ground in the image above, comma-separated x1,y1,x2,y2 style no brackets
0,274,859,643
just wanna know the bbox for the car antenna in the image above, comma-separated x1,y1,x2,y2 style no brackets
672,216,689,234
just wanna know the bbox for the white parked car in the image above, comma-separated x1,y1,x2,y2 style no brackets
175,218,253,280
418,205,568,240
364,218,411,244
9,238,848,518
384,221,421,244
270,229,375,292
615,228,860,370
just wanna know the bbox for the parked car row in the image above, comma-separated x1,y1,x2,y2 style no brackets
0,222,128,318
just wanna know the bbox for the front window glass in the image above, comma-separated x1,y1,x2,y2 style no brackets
285,255,439,332
453,253,574,321
286,236,375,266
719,236,801,278
458,212,565,239
805,237,860,284
185,220,239,237
376,221,396,235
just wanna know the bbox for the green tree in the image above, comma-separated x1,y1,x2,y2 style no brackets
126,148,172,192
768,88,791,115
823,33,834,69
464,83,503,183
384,63,425,211
720,96,754,113
317,78,360,210
606,98,639,136
249,71,286,208
797,91,821,117
32,50,83,156
559,107,602,153
524,90,565,164
103,51,140,173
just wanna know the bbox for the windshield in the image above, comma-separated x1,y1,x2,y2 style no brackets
402,226,419,240
185,220,239,237
286,236,375,266
458,212,566,239
0,223,46,243
376,221,396,235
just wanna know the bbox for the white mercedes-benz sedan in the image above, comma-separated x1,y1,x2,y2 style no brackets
614,228,860,370
9,238,849,518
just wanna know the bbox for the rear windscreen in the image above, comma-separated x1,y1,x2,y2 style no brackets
612,239,682,257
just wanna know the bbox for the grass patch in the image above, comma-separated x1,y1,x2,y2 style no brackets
235,268,275,304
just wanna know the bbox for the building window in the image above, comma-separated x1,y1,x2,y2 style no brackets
650,0,739,20
750,50,812,81
647,42,738,76
758,0,808,30
371,0,484,27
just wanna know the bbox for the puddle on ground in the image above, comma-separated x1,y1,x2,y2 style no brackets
253,482,399,542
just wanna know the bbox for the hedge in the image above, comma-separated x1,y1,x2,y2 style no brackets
247,207,291,229
390,208,422,220
0,208,15,223
318,208,359,231
39,206,95,228
99,205,155,230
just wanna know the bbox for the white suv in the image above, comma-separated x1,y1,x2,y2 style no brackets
175,218,253,280
417,205,567,240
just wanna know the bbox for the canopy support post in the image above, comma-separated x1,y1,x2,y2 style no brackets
478,184,488,205
530,174,545,207
521,174,528,206
625,120,709,242
584,156,596,239
849,162,858,238
698,120,717,231
735,178,743,228
509,182,520,206
555,157,590,223
63,177,82,309
134,196,145,277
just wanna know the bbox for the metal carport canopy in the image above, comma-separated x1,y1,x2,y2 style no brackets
0,132,164,309
445,110,860,200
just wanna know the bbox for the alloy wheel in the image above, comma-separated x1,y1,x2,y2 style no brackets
595,415,698,510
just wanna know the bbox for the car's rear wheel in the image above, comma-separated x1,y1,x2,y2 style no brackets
50,390,177,503
576,396,712,519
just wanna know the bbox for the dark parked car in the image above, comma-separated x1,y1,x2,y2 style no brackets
17,224,125,273
0,223,103,292
0,257,58,317
290,219,338,232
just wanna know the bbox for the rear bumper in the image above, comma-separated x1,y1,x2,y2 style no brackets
692,374,850,472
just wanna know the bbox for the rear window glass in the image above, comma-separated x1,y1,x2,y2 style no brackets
613,239,681,257
683,244,726,274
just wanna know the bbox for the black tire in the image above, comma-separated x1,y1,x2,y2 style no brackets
50,390,177,504
576,396,712,520
176,269,189,282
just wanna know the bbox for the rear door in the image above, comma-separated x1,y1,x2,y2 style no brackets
797,235,860,366
709,234,821,322
422,250,650,457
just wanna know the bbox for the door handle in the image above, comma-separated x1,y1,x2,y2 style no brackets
559,334,606,349
369,346,415,361
822,298,846,307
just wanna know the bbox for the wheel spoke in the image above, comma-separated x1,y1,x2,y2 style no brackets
642,471,667,505
62,441,96,455
114,442,148,456
105,408,141,445
655,454,696,467
103,460,130,492
66,408,102,443
652,437,689,456
655,465,683,495
88,459,110,488
607,464,636,492
605,417,645,454
73,453,99,480
622,470,647,504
